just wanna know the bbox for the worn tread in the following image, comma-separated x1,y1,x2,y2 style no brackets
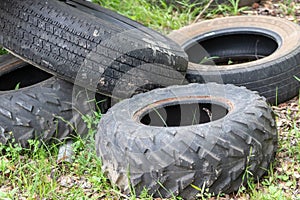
0,54,90,147
95,83,278,199
0,0,187,98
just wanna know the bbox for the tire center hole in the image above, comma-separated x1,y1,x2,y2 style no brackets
185,32,278,65
140,102,228,127
0,64,52,91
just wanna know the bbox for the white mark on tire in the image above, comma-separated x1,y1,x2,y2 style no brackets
42,60,53,68
204,32,216,37
93,30,100,37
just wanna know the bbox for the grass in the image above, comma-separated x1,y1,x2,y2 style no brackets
1,0,300,199
202,0,249,18
0,111,111,200
0,137,113,199
93,0,204,34
0,48,7,55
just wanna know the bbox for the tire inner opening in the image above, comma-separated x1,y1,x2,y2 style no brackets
185,33,278,65
0,64,52,91
140,102,228,127
95,93,111,114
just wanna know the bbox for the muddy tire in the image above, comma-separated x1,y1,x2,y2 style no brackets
95,83,277,199
0,54,90,147
0,0,187,99
168,16,300,104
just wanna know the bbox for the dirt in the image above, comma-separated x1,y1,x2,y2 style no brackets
243,2,300,198
193,1,300,198
242,0,300,23
1,0,300,199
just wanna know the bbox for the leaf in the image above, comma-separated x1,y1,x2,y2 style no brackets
199,56,219,64
191,184,202,191
14,82,20,90
285,181,293,187
0,191,11,200
228,59,234,65
277,175,289,181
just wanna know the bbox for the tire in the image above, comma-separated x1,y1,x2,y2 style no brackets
168,16,300,105
0,54,90,147
95,83,277,199
0,0,188,99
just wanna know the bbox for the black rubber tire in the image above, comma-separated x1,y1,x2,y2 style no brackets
168,16,300,105
95,83,277,199
0,54,90,147
0,0,188,99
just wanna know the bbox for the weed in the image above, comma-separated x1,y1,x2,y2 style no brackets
14,82,20,90
0,48,7,55
199,56,219,64
237,147,255,195
191,182,213,199
82,110,101,131
205,0,248,17
92,0,203,33
227,0,248,15
0,112,111,199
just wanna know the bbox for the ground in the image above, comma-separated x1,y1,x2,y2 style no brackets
0,0,300,199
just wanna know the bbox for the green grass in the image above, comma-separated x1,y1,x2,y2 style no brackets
0,137,113,199
93,0,204,34
0,48,8,55
1,0,300,199
212,0,248,16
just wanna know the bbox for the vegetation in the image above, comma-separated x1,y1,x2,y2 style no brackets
1,0,300,199
0,48,7,55
93,0,205,34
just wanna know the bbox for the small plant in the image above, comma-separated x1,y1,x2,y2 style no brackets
228,0,248,15
191,182,221,199
82,110,102,131
199,56,219,64
0,47,8,55
237,147,255,195
206,0,248,17
227,58,234,65
14,82,20,90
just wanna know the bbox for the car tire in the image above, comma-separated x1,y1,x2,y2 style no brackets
0,0,188,99
168,16,300,104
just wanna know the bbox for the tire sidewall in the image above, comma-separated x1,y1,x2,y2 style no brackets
168,15,300,73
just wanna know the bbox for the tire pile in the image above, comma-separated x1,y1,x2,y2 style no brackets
1,0,299,199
